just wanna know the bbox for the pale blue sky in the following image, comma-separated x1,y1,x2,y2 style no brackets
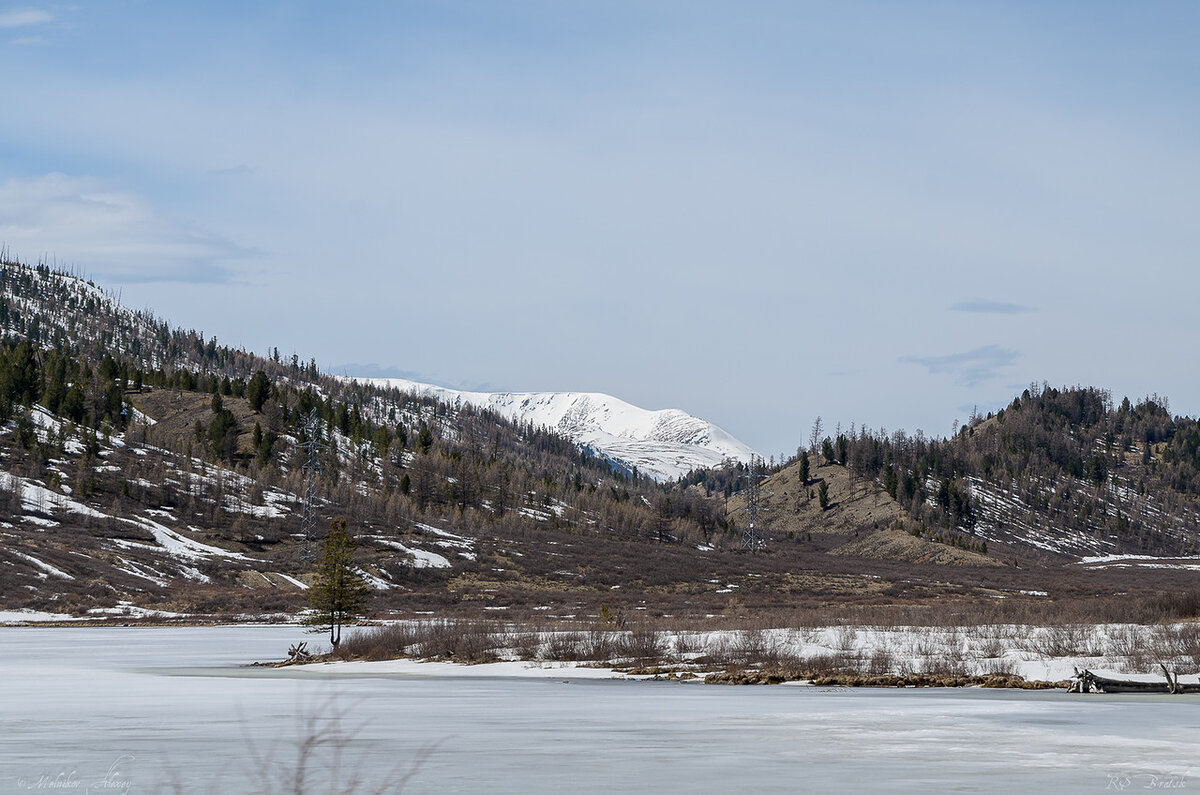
2,2,1198,456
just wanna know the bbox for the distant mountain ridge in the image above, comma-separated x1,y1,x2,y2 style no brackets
353,377,759,481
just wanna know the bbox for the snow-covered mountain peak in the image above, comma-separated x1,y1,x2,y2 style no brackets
355,377,758,481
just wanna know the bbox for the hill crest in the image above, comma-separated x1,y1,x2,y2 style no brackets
352,376,759,481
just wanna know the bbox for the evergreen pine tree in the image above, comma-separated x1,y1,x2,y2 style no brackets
417,422,434,454
247,370,271,413
306,519,370,648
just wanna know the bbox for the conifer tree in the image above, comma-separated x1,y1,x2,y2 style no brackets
417,422,434,454
247,370,271,413
306,519,370,648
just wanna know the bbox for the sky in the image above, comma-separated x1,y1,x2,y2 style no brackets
2,1,1198,458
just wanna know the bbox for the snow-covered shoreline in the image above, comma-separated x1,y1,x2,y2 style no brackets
7,611,1199,688
295,621,1200,687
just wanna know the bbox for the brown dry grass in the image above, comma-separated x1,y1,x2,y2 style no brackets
830,529,1000,567
129,389,261,457
726,456,903,539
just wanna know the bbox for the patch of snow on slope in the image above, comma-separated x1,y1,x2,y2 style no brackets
0,471,108,520
416,522,477,560
178,564,211,583
114,556,169,586
126,405,157,426
11,551,73,579
415,523,470,543
372,537,452,569
122,516,249,560
276,573,309,590
223,492,288,519
355,377,758,481
962,476,1116,558
356,567,394,589
1078,554,1200,571
27,407,86,454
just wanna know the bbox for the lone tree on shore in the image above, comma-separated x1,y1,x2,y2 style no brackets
306,519,371,648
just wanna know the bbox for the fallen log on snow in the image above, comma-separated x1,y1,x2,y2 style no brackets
1066,665,1199,694
277,641,314,666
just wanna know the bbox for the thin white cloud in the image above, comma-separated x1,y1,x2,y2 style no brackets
0,173,257,283
0,8,52,28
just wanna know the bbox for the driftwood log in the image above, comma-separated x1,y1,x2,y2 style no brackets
1066,665,1198,694
279,642,314,666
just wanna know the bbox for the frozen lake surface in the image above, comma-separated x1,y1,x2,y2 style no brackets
2,626,1198,793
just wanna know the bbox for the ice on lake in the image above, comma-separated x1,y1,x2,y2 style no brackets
2,626,1198,793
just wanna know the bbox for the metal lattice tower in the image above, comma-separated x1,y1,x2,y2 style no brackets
298,409,326,565
740,456,768,551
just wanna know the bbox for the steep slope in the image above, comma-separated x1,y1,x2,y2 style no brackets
943,387,1200,561
354,377,759,481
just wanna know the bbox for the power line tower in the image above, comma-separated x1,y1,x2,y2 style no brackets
739,456,769,551
298,409,326,565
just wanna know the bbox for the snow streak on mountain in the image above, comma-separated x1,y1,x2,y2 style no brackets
356,378,759,481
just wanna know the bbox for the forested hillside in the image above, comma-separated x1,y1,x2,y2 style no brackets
685,385,1200,563
2,258,1199,624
